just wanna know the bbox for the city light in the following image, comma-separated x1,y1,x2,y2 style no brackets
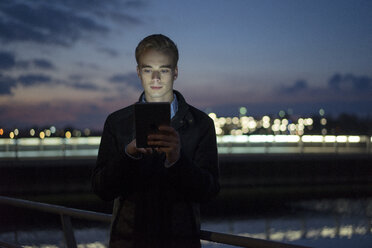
45,129,52,137
348,136,360,143
320,118,327,125
65,131,72,139
305,118,313,126
239,107,247,116
18,138,40,146
0,112,370,156
324,136,336,143
50,126,56,134
336,136,348,143
215,127,223,135
73,130,82,137
42,137,63,145
248,135,274,143
39,131,45,139
84,128,91,136
208,113,217,120
302,135,323,143
274,135,300,143
0,133,370,159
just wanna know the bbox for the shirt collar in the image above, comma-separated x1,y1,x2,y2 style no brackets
141,93,178,119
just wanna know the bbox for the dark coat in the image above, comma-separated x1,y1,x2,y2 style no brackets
92,90,220,248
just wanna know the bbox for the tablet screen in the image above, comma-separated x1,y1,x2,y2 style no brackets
134,102,170,148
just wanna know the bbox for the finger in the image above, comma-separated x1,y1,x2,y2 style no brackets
156,146,180,156
136,148,147,153
146,148,154,154
158,125,177,134
137,148,153,154
148,133,178,142
147,140,174,148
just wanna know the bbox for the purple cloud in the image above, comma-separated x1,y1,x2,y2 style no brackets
328,73,372,91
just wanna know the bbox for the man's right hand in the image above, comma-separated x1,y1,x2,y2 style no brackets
126,139,153,158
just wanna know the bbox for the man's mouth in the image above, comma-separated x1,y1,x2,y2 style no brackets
151,86,162,90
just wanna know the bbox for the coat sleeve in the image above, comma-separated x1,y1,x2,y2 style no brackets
166,117,220,202
91,116,140,201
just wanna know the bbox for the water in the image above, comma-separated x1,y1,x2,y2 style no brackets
1,198,371,248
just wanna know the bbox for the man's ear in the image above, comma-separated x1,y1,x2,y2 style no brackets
136,66,141,78
174,66,178,80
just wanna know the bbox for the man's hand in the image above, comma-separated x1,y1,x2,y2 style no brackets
147,125,180,164
126,139,153,158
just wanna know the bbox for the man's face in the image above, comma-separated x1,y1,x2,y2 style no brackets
137,49,178,102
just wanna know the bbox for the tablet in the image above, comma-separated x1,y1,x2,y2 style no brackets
134,102,171,148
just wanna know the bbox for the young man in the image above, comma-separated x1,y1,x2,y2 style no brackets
92,34,220,248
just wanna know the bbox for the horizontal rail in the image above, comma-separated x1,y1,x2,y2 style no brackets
0,241,24,248
0,134,371,160
0,195,111,222
200,230,309,248
0,196,310,248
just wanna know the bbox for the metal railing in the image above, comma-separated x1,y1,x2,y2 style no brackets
1,135,371,160
0,196,310,248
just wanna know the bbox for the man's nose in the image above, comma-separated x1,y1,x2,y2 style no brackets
152,71,160,81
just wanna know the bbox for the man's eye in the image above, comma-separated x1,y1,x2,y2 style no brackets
142,69,152,73
161,69,170,73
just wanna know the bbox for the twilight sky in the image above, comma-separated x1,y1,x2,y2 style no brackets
1,0,372,129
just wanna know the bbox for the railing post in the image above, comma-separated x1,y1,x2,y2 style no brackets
14,138,18,160
60,214,77,248
63,138,67,159
300,218,307,239
299,137,304,154
265,219,271,240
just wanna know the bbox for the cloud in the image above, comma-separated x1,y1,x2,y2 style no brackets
0,51,16,69
69,75,84,81
0,73,16,95
98,47,120,57
16,59,56,70
18,74,52,86
0,1,143,46
278,73,372,99
123,0,147,9
33,59,55,70
1,73,54,95
328,73,372,91
0,50,56,71
109,72,141,90
76,62,101,70
280,80,308,94
0,2,106,46
1,72,104,94
69,82,101,91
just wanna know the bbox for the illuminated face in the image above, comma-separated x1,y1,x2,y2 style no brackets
137,49,178,102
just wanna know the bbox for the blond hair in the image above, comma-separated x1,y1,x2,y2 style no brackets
135,34,179,67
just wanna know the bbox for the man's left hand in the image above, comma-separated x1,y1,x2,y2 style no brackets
147,125,180,164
